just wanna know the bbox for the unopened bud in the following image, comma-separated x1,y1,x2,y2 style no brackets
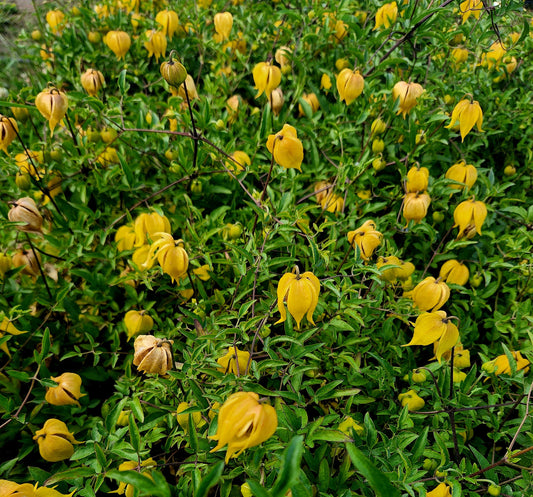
8,197,43,233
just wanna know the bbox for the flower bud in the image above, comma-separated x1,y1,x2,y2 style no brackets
398,390,425,411
0,115,18,154
269,87,284,116
338,416,364,437
0,253,11,278
411,277,450,312
45,372,85,406
214,12,233,41
8,197,43,233
33,419,80,462
35,87,68,136
266,124,304,171
80,69,105,97
160,58,188,87
411,369,427,383
371,118,387,135
403,192,431,224
133,335,173,375
133,212,171,246
298,92,320,116
104,30,131,60
439,259,469,286
12,249,41,277
221,223,243,240
46,10,65,34
336,68,364,105
124,310,153,340
405,166,429,193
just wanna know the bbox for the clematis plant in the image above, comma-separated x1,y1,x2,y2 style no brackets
266,124,304,171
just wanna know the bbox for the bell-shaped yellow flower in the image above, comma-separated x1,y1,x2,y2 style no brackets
398,390,425,411
276,267,320,329
160,57,187,87
115,224,136,252
298,92,320,116
336,68,364,105
0,318,27,356
439,259,469,286
112,459,156,497
403,192,431,224
33,419,80,462
483,351,530,376
445,160,477,190
144,30,167,61
35,87,68,136
217,347,250,375
149,234,189,283
155,10,179,40
46,10,65,34
347,220,383,261
405,166,429,193
0,115,18,154
404,311,459,363
209,391,278,463
0,254,11,279
338,416,364,437
133,212,171,246
214,12,233,41
133,335,173,375
124,310,153,340
104,30,131,60
45,372,85,406
192,264,211,281
320,192,344,213
460,0,483,23
411,276,450,312
392,81,424,118
482,41,506,70
266,124,304,171
376,255,402,283
451,47,469,68
446,98,483,141
453,198,487,239
226,150,250,174
2,482,75,497
374,1,398,30
176,402,205,432
252,62,281,99
427,482,452,497
80,69,105,97
275,46,292,73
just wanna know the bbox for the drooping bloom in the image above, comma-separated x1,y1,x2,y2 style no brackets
214,12,233,41
439,259,469,286
45,373,85,406
104,30,131,60
144,30,167,61
155,10,179,40
398,390,425,411
266,124,304,171
0,481,75,497
115,224,136,252
336,68,364,105
0,115,18,154
298,92,320,116
46,10,65,34
482,41,506,70
411,277,450,312
460,0,483,24
33,419,80,462
276,267,320,329
275,46,292,73
405,166,429,193
338,416,364,437
392,81,424,118
453,199,487,239
8,197,43,233
269,87,284,116
80,69,105,97
176,402,204,432
320,192,344,213
160,57,187,87
133,212,171,246
426,482,452,497
445,160,477,190
124,310,153,340
143,233,189,283
482,351,530,376
404,311,459,362
374,2,398,30
133,335,173,375
113,459,156,497
35,87,68,136
347,220,383,261
209,391,278,463
226,150,250,174
0,318,27,356
403,192,431,224
217,347,250,375
446,99,483,141
377,255,402,283
252,62,281,99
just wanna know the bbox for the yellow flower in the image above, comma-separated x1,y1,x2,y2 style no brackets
45,372,85,406
269,87,284,116
445,160,477,190
252,62,281,99
336,68,364,105
123,310,153,340
298,93,320,116
104,30,131,60
445,98,483,141
80,69,105,97
405,166,429,193
482,41,506,70
0,254,11,279
144,30,167,61
371,118,387,135
133,212,171,246
266,124,304,171
1,482,74,497
143,233,189,283
453,199,487,239
0,115,18,154
320,74,332,93
276,267,320,329
133,335,173,375
483,351,530,376
209,391,278,463
217,347,250,375
193,264,211,281
427,482,452,497
451,47,468,68
115,224,136,252
392,81,424,118
176,402,205,432
411,277,450,312
402,192,431,224
376,255,401,283
155,10,179,40
214,12,233,41
275,46,291,73
112,459,156,497
338,416,364,437
320,192,344,213
226,150,250,174
46,10,65,34
35,87,68,136
460,0,483,23
347,220,383,261
404,311,459,363
398,390,425,411
374,1,398,30
439,260,469,286
0,318,27,356
33,419,80,462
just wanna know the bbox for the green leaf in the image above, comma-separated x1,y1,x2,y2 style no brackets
246,480,271,497
271,435,304,497
39,328,50,360
411,426,429,462
345,443,400,497
194,460,224,497
118,152,134,187
129,414,141,453
106,470,169,497
44,467,96,485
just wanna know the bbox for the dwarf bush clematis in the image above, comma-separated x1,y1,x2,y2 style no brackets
80,69,105,97
266,124,304,171
392,81,424,118
143,233,189,283
411,277,450,312
404,311,459,363
439,259,469,286
112,459,157,497
124,310,153,340
374,1,398,30
445,160,477,190
398,390,425,411
446,98,483,141
45,372,85,406
347,220,383,261
403,192,431,224
336,68,364,105
0,115,18,154
155,10,179,40
35,87,68,136
133,212,171,246
214,12,233,41
217,346,250,375
33,419,80,462
8,197,43,233
276,266,320,329
133,335,173,375
453,198,487,239
460,0,483,23
209,391,277,463
483,351,530,376
104,30,131,60
426,482,452,497
405,166,429,193
253,62,281,99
